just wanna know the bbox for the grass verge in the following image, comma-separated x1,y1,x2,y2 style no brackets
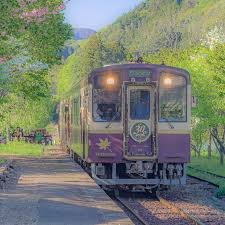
0,142,43,157
188,153,225,198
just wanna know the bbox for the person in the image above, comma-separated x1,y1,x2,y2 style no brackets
132,97,150,119
94,105,106,122
35,131,43,144
104,106,114,121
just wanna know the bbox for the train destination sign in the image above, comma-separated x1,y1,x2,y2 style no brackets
129,69,152,78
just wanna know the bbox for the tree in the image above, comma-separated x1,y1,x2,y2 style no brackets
143,42,225,164
207,44,225,164
0,0,72,131
191,120,207,158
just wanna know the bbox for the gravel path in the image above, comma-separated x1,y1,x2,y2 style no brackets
160,177,225,225
0,149,132,225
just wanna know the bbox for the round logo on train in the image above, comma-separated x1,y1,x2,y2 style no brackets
130,122,150,143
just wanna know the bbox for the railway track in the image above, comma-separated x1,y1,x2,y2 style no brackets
188,166,225,180
188,174,219,187
116,195,148,225
114,191,197,225
159,175,225,225
70,151,225,225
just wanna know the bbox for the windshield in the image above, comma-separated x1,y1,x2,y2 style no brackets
159,73,187,122
93,89,121,122
130,89,150,120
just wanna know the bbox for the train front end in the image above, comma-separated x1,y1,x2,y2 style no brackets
88,64,191,190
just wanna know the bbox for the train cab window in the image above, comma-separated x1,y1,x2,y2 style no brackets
93,72,121,122
159,73,187,122
130,90,150,120
93,89,121,122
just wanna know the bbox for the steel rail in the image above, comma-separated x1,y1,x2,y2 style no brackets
115,192,204,225
156,193,206,225
69,150,213,225
115,195,148,225
187,174,219,187
188,166,225,180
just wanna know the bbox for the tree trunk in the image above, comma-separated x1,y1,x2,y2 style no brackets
211,127,225,166
219,151,224,165
5,127,10,144
208,131,212,159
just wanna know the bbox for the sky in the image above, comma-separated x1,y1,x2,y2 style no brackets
64,0,143,30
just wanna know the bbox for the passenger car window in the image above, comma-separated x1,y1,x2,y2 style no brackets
130,90,150,120
159,73,187,122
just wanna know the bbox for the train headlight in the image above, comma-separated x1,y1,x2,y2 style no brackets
163,77,172,86
106,77,115,85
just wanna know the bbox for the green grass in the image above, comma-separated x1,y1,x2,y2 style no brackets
188,151,225,198
189,153,225,177
0,142,43,157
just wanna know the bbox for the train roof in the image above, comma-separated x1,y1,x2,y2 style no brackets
65,63,190,98
89,63,190,82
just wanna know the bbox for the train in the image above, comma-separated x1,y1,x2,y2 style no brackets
59,63,191,192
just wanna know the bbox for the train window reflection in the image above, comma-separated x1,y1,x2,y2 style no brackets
130,90,150,120
93,89,121,122
159,74,187,122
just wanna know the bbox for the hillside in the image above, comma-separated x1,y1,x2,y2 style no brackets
73,28,96,40
99,0,225,54
57,0,225,87
59,28,96,59
59,0,225,63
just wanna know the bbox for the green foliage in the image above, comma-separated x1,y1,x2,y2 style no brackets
57,54,78,98
216,185,225,198
24,16,72,65
100,0,225,55
188,166,225,198
189,152,225,177
188,152,225,198
0,0,72,131
0,94,54,130
56,34,125,98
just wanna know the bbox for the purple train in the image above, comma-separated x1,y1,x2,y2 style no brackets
60,63,191,191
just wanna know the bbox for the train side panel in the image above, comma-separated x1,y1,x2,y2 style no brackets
71,92,82,159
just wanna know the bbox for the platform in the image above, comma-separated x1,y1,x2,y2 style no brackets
0,149,133,225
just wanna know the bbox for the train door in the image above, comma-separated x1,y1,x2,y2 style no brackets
124,84,156,159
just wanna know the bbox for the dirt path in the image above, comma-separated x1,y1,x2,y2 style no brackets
0,149,132,225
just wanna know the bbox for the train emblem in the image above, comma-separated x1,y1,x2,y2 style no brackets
130,122,150,143
97,138,111,151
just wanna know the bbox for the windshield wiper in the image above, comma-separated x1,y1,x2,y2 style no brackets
105,112,120,129
165,118,175,129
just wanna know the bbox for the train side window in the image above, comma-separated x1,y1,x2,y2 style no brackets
159,73,187,122
73,96,80,125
